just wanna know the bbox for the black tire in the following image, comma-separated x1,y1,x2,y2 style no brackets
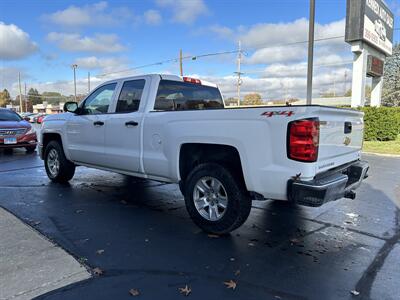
44,140,75,183
184,163,251,235
25,146,36,153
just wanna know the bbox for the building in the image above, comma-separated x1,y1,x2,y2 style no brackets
32,102,64,114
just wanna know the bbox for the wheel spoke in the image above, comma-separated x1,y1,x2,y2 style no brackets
211,179,221,192
193,176,228,222
217,197,227,209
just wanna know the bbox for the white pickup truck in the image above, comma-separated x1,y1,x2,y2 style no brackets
39,74,369,234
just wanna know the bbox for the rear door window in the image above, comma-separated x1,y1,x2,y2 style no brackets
116,80,145,113
154,80,224,111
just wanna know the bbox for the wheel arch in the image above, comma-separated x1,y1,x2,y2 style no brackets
178,143,248,192
41,132,70,160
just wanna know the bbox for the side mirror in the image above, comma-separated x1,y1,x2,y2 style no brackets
64,102,79,113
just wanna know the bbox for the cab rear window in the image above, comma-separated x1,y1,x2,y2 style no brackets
154,80,224,111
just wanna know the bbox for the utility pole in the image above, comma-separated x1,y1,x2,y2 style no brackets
71,64,78,101
344,70,348,96
333,73,336,97
88,72,91,93
18,72,23,113
235,40,243,106
179,49,183,76
306,0,315,105
24,83,27,112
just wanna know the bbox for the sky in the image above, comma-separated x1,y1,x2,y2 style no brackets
0,0,399,100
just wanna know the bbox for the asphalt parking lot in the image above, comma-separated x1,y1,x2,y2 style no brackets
0,148,399,300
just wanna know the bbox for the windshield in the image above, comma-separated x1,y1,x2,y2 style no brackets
0,110,22,122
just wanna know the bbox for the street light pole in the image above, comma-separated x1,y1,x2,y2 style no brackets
71,64,78,102
306,0,315,105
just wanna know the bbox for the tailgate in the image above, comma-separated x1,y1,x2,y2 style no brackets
317,107,364,167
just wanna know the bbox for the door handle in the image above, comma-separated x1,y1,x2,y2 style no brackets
125,121,139,127
93,121,104,126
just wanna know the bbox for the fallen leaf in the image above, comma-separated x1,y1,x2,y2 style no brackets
121,200,128,205
93,267,104,276
129,289,140,296
96,249,105,255
230,257,235,261
350,290,360,296
248,242,255,247
234,270,240,276
223,279,237,289
207,234,220,238
178,285,191,296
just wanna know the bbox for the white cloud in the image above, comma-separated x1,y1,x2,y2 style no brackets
144,10,162,25
206,18,348,66
73,56,128,74
244,45,308,65
209,25,235,40
47,32,125,53
0,22,37,60
42,1,136,28
156,0,208,24
0,67,29,95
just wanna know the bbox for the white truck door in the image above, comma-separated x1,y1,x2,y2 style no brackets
103,79,147,173
66,83,117,165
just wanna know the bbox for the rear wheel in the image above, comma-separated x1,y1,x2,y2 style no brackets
44,140,75,183
184,163,251,234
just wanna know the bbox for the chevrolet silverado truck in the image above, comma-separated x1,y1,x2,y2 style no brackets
39,74,369,234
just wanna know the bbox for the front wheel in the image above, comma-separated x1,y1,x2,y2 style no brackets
44,140,75,183
184,163,251,235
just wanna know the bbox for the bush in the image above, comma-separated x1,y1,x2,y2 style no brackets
358,107,400,141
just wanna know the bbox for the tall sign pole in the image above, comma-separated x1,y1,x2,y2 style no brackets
18,72,23,113
306,0,316,105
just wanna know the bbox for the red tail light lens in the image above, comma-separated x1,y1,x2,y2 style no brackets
288,118,319,162
183,77,201,84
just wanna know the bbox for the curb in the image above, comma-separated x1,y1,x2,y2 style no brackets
362,151,400,158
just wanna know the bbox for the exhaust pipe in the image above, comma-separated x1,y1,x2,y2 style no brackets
344,190,356,199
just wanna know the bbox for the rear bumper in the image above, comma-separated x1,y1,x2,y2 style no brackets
288,160,369,207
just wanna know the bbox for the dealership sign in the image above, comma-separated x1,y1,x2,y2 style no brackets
345,0,394,55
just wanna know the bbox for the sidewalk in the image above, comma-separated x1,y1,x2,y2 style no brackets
0,208,90,300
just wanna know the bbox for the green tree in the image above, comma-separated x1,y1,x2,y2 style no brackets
28,88,42,105
0,89,11,107
242,93,262,105
382,43,400,107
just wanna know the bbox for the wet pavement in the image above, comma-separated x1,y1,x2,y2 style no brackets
0,148,399,300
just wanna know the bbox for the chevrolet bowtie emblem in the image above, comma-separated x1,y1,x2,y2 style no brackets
344,136,351,146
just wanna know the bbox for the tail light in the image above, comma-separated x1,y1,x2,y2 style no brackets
287,118,319,162
183,77,201,84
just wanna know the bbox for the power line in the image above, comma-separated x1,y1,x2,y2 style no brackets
241,60,354,75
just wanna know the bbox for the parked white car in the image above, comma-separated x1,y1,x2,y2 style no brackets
39,74,369,234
